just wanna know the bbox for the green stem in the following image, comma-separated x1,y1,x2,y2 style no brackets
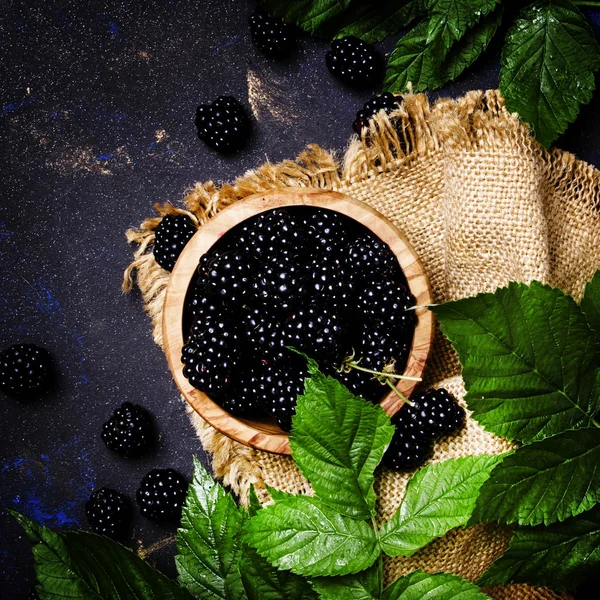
573,1,600,7
592,417,600,429
386,380,412,405
348,362,422,381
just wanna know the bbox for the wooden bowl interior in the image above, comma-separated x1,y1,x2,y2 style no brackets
163,188,433,454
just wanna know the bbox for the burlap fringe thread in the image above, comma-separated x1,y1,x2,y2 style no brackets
123,90,600,600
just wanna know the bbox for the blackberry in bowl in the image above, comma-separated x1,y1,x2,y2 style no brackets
163,188,433,454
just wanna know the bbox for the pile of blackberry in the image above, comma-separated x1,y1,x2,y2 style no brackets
182,207,417,431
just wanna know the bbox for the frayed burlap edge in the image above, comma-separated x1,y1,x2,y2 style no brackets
122,90,592,599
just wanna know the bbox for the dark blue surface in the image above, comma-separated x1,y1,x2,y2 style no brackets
1,1,599,598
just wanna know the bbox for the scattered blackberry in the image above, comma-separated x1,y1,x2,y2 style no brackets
357,280,416,333
254,360,308,431
382,425,432,471
404,388,466,440
101,402,155,458
85,487,132,540
153,214,197,272
284,302,345,362
202,251,256,305
244,308,287,362
249,9,295,57
195,96,250,153
345,234,397,279
326,36,383,88
136,468,188,522
0,343,52,399
182,315,240,397
353,92,400,133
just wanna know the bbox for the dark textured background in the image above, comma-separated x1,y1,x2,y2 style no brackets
1,1,599,598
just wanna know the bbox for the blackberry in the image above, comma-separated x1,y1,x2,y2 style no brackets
187,279,221,323
306,210,347,251
202,250,255,306
195,96,250,153
182,314,240,397
249,9,295,57
253,209,308,259
382,425,432,472
28,589,40,600
254,360,308,431
357,280,416,333
0,343,52,399
219,367,264,418
353,92,400,133
101,402,155,458
136,468,188,522
284,302,345,362
326,36,383,88
154,214,197,272
85,487,132,540
244,308,287,363
345,234,397,279
251,256,308,311
404,388,466,440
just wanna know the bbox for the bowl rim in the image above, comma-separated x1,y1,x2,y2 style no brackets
162,187,434,455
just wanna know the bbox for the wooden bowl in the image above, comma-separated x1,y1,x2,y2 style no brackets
163,188,433,454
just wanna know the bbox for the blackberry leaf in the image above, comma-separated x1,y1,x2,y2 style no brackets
432,281,600,443
334,0,426,44
426,0,500,60
380,455,503,557
477,506,600,590
473,428,600,527
176,458,246,600
311,563,381,600
581,270,600,343
242,495,379,577
262,0,352,34
384,10,500,94
383,570,491,599
290,363,394,520
12,511,191,600
499,0,600,147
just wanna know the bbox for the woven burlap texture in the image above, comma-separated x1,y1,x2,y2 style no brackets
124,89,600,600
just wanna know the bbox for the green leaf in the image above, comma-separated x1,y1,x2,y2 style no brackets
380,455,502,557
334,0,426,44
582,270,600,341
384,20,440,93
473,428,600,527
478,505,600,590
311,564,381,599
242,495,380,577
384,9,499,94
383,570,491,599
248,485,263,517
12,511,190,600
240,550,317,600
426,0,500,59
432,281,600,443
437,10,501,84
261,0,352,34
290,369,394,519
499,0,600,147
176,458,246,600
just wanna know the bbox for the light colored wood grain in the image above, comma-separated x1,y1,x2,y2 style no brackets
163,188,434,455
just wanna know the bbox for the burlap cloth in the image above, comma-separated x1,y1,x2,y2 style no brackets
124,90,600,600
